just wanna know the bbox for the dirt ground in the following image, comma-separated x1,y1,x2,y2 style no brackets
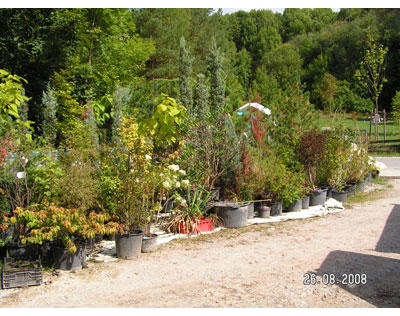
1,180,400,308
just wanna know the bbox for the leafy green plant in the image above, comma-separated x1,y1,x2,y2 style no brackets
280,170,307,207
0,235,12,247
268,83,317,171
181,110,241,194
247,144,304,205
318,128,352,191
0,69,29,121
141,94,187,147
391,90,400,125
111,116,190,235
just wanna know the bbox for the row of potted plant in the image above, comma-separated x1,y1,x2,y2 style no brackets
1,126,377,268
218,126,376,217
0,78,378,272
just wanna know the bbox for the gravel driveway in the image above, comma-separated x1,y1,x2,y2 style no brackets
1,180,400,308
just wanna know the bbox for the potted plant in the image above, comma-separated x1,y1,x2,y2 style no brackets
2,205,119,270
166,186,217,234
181,108,240,202
301,182,312,209
324,130,352,203
241,145,286,216
346,143,369,193
233,142,258,219
328,173,348,202
297,129,329,206
141,163,190,252
113,112,190,257
110,116,155,259
284,171,307,212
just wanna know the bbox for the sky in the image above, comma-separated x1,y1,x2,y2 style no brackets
221,8,342,15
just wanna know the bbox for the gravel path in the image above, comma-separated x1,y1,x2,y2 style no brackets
1,180,400,308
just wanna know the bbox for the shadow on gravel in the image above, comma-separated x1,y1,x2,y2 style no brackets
375,204,400,254
315,250,400,307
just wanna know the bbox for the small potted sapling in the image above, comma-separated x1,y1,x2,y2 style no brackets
112,116,156,259
248,145,287,217
284,171,307,212
141,163,190,251
346,143,369,193
324,130,352,203
233,142,258,219
297,129,329,206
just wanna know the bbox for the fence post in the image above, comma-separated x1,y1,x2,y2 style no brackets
384,109,386,142
375,109,378,141
369,111,372,137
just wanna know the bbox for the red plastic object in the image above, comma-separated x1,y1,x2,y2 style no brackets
179,216,214,234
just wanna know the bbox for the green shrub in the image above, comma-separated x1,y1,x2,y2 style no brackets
391,90,400,124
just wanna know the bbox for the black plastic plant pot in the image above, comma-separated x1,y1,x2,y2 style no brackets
286,199,302,212
257,205,270,218
104,234,115,241
247,203,255,219
310,188,328,206
345,183,356,197
326,187,333,199
331,190,348,202
115,230,143,259
255,201,270,218
214,202,249,228
86,234,104,249
269,200,283,216
302,196,310,209
6,242,40,261
356,181,366,193
54,245,86,271
141,235,158,253
0,245,6,261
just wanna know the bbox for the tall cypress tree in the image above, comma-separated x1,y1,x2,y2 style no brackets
179,37,193,111
19,88,29,122
41,83,58,146
111,86,130,143
207,39,225,112
85,103,99,149
193,73,209,117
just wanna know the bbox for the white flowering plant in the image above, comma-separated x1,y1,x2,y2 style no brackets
112,116,192,235
110,152,192,235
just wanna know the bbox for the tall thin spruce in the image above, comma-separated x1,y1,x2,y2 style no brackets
42,83,58,145
179,37,193,112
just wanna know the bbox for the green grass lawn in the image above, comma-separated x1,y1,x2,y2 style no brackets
314,112,400,156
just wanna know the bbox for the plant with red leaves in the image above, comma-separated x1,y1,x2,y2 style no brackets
296,129,328,190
